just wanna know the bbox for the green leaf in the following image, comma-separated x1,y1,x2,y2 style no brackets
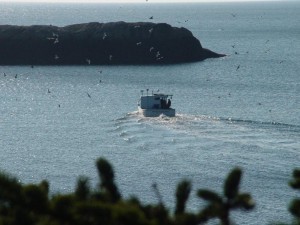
289,199,300,218
293,169,300,179
290,169,300,189
290,178,300,189
96,158,115,185
175,180,192,215
75,176,90,200
0,171,23,205
23,184,49,213
197,189,223,203
96,158,121,202
234,193,255,210
224,168,242,200
39,180,49,195
51,195,75,221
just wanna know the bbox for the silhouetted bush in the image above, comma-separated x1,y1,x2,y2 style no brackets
0,157,295,225
288,169,300,225
197,168,254,225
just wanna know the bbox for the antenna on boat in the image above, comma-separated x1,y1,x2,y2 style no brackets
146,89,149,96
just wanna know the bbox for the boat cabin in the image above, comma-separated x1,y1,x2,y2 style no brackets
139,92,172,110
138,89,175,117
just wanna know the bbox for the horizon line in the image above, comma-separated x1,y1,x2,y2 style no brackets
0,0,288,3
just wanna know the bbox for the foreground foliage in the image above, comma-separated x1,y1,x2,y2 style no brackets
0,158,297,225
288,169,300,225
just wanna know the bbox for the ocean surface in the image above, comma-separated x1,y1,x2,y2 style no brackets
0,1,299,224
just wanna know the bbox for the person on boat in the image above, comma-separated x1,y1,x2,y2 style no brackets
167,99,171,108
160,99,166,109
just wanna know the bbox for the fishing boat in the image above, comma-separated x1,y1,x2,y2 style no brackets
138,89,175,117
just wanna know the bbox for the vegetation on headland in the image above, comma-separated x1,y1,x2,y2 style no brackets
0,157,299,225
0,22,225,65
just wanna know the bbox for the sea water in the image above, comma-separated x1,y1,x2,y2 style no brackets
0,2,299,224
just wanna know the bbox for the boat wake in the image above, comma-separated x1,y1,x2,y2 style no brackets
219,117,300,131
117,111,300,134
112,112,299,151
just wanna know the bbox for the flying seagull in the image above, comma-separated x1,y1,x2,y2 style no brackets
156,51,161,58
103,32,107,40
53,38,59,44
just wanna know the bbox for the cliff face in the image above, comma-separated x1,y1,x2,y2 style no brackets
0,22,225,65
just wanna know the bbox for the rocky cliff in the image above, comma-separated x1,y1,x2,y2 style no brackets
0,22,225,65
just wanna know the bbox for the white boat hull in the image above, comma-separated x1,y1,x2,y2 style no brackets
138,107,175,117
